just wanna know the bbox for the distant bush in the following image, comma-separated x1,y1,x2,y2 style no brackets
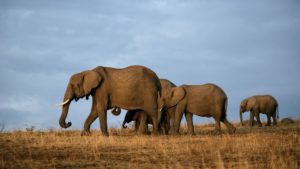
280,118,294,125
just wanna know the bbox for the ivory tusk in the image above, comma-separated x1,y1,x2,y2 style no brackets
56,99,70,107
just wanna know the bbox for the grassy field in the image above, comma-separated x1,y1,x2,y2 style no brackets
0,121,299,169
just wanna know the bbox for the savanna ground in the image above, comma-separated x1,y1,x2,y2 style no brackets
0,120,299,169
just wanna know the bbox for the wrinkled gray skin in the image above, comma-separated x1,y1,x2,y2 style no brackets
58,65,162,136
163,83,236,135
122,79,176,135
240,95,279,127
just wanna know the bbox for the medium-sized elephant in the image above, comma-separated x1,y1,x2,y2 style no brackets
57,65,162,136
163,83,236,135
240,95,279,127
122,79,177,135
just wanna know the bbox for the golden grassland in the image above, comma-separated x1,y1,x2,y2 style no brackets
0,121,299,169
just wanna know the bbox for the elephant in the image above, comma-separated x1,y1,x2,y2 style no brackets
240,95,279,127
57,65,162,136
122,79,176,135
162,83,236,135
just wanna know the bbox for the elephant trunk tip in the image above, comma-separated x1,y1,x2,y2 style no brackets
59,120,72,128
122,121,127,128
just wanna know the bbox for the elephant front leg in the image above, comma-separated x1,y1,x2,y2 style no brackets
185,112,195,135
249,111,254,127
82,111,98,136
96,103,109,137
254,112,262,127
172,105,185,135
82,99,98,136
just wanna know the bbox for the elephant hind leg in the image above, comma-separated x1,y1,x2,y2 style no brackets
214,118,221,134
137,113,147,135
272,113,277,125
266,115,271,126
222,118,236,134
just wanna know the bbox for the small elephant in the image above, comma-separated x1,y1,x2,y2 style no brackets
163,83,236,135
240,95,279,127
122,110,151,130
122,110,170,134
122,79,176,135
57,65,162,136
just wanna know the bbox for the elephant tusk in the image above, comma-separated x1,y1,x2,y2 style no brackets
56,99,70,107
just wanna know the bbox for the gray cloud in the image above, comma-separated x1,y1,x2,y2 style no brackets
0,0,299,130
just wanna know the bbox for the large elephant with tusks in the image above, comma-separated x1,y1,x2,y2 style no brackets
57,65,162,136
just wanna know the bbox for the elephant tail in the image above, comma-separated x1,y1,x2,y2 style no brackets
220,97,228,122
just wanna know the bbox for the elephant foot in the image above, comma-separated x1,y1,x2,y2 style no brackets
258,124,262,127
81,130,91,136
137,130,147,135
188,132,196,136
101,132,109,137
213,129,221,135
169,131,180,136
229,127,236,134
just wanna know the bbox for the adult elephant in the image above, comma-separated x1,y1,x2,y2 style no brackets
122,79,176,135
57,65,162,136
240,95,278,127
163,83,236,135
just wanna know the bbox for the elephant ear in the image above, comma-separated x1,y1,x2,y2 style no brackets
169,87,186,107
241,99,247,108
83,70,102,95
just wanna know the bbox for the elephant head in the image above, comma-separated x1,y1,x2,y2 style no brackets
239,99,248,126
58,70,102,128
162,87,186,112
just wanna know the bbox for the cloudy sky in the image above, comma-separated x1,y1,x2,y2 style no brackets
0,0,299,130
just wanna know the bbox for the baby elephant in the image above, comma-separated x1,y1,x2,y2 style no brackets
122,110,170,134
240,95,279,127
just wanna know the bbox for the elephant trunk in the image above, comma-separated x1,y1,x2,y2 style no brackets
111,107,121,116
59,85,73,128
240,109,244,126
59,102,72,128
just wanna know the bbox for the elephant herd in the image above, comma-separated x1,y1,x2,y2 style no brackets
57,65,279,136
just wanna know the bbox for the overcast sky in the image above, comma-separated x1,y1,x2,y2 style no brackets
0,0,299,130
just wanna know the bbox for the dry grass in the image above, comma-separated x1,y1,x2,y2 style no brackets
0,121,299,169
